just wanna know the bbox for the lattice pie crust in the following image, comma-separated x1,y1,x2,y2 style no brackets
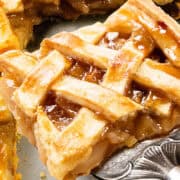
0,0,179,179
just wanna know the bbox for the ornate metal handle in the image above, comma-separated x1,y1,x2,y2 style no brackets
93,129,180,180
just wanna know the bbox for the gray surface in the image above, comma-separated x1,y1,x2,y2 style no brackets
18,16,106,180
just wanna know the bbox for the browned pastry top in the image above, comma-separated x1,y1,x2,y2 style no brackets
0,0,179,180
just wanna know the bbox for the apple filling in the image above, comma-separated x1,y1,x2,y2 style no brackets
67,57,105,84
43,91,81,131
43,59,105,130
98,32,129,50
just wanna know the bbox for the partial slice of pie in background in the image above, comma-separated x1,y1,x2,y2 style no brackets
0,0,179,180
0,94,18,180
0,7,20,180
0,0,179,49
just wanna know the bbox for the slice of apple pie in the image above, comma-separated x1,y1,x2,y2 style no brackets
0,0,179,179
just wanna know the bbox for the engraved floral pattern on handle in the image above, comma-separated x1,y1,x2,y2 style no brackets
125,140,180,180
93,129,180,180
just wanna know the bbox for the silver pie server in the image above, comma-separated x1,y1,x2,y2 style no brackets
93,129,180,180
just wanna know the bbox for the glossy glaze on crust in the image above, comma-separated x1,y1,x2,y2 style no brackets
0,1,179,180
0,0,178,51
43,58,105,130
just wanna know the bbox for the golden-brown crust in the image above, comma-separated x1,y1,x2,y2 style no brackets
0,0,24,13
34,107,107,180
0,1,179,180
0,93,17,180
128,0,180,67
0,6,20,180
0,0,178,50
0,7,20,52
134,59,180,104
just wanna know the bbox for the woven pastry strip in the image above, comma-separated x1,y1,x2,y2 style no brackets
0,0,179,180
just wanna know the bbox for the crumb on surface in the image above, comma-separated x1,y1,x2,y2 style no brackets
40,172,46,180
